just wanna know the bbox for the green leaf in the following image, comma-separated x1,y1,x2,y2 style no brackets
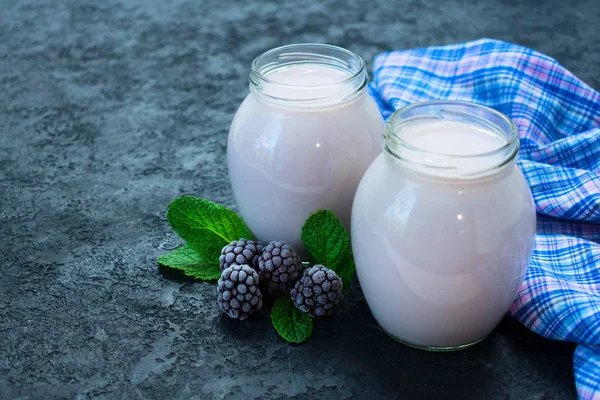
167,196,253,264
301,210,353,283
271,297,313,344
337,253,356,292
158,245,222,280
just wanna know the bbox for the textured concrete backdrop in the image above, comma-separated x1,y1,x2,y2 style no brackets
1,0,599,399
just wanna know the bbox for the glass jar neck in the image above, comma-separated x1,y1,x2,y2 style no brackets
249,43,368,109
383,101,520,180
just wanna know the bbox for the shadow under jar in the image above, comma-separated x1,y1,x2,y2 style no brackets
228,44,383,256
351,101,536,351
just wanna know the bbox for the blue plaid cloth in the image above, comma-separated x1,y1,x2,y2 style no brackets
368,38,600,399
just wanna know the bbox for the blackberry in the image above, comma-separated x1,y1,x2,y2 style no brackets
290,265,344,318
258,241,303,296
219,238,264,272
217,264,263,320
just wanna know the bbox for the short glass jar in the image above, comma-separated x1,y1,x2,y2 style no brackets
351,101,536,351
228,44,383,255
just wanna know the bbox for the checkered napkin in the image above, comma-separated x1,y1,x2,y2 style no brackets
368,38,600,399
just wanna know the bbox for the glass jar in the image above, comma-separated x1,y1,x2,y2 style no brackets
228,44,383,255
351,101,536,351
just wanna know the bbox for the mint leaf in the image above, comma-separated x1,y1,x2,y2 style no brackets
271,297,313,344
158,245,221,280
337,253,355,292
167,196,253,264
301,210,352,284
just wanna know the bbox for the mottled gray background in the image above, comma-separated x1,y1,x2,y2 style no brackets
1,0,598,399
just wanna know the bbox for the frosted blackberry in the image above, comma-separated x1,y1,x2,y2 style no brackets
258,241,303,296
219,238,264,272
217,264,263,320
291,265,344,318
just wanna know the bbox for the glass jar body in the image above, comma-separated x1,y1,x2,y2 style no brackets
351,101,536,350
228,91,383,255
352,154,535,349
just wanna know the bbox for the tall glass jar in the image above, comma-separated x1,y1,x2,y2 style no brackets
228,44,383,255
351,101,536,351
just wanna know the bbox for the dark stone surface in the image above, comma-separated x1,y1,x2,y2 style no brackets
1,0,598,398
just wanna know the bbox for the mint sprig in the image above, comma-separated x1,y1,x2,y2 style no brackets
158,245,221,280
167,196,253,265
301,210,355,290
158,196,252,281
271,297,313,344
158,197,353,345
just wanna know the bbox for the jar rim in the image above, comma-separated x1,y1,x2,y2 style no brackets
251,43,366,88
249,43,368,107
384,100,520,178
